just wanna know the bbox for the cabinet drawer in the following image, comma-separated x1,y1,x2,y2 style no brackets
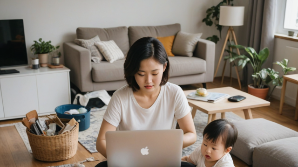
1,76,39,117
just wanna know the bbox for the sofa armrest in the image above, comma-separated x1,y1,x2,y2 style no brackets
193,39,215,82
63,42,93,92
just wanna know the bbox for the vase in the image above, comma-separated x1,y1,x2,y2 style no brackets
52,57,60,66
247,84,269,100
38,53,48,67
31,59,39,69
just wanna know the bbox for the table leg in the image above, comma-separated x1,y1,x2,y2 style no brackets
211,114,216,122
207,114,212,124
279,79,287,115
295,89,298,121
221,112,226,119
191,107,197,119
243,109,253,119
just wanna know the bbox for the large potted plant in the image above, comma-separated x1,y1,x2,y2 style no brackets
30,38,58,67
225,45,269,99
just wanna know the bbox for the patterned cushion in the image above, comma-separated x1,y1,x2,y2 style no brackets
74,35,103,62
95,40,124,63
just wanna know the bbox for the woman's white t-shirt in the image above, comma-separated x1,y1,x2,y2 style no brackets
189,146,235,167
103,82,191,130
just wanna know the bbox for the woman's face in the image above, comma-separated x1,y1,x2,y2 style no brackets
134,57,166,93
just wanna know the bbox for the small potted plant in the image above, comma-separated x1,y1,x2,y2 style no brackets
30,38,59,67
52,46,61,66
225,45,270,99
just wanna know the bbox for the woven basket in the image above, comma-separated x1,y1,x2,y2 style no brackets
26,117,79,161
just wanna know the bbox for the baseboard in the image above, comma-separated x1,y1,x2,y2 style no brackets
271,94,296,107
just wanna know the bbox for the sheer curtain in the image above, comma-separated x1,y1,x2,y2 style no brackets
240,0,277,85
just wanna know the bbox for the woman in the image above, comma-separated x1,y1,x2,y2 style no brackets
96,37,196,166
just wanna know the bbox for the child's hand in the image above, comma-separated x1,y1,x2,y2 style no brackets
181,156,189,162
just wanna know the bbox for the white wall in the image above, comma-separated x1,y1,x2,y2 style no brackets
0,0,218,64
271,0,298,107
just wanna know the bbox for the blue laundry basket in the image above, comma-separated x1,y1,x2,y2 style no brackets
55,104,90,131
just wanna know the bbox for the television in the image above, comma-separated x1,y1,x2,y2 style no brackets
0,19,28,68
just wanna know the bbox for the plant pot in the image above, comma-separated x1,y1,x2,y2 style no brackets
31,59,39,69
38,53,48,67
247,84,269,100
52,57,60,66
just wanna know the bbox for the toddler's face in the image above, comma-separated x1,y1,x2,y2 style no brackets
201,135,230,163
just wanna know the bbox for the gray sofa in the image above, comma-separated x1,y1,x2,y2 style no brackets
64,23,215,92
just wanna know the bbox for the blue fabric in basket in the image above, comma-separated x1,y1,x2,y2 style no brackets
55,104,90,131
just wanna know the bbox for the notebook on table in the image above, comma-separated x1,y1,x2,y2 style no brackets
187,92,230,103
106,129,183,167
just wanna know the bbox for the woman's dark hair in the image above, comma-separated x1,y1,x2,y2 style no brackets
203,119,238,149
124,37,170,91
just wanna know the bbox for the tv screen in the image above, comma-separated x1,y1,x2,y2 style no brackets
0,19,28,68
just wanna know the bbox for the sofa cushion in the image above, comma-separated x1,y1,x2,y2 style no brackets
74,35,103,63
129,23,181,46
231,118,298,165
76,26,129,55
157,36,175,57
168,56,206,77
253,137,298,167
172,31,202,57
92,59,125,82
95,40,124,63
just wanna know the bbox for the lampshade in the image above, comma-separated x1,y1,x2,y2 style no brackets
219,6,245,26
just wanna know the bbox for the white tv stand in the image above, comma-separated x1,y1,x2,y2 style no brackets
0,66,70,120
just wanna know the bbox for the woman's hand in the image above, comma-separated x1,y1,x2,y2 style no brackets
177,112,197,148
96,120,116,158
181,156,189,161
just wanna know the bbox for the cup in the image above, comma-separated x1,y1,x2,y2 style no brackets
31,59,39,69
288,31,294,36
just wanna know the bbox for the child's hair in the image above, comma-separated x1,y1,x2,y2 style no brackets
203,119,238,149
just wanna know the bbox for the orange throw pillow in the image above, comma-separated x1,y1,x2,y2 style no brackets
157,36,175,56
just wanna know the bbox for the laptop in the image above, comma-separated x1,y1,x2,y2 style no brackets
106,129,183,167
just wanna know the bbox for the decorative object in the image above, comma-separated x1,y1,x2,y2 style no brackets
172,31,202,57
196,88,208,96
94,40,124,63
74,35,103,63
225,45,270,99
288,31,294,36
31,58,39,69
7,107,242,155
213,5,245,90
156,35,175,56
202,0,234,44
30,38,59,67
51,45,61,66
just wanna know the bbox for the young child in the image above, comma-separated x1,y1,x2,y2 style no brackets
181,119,238,167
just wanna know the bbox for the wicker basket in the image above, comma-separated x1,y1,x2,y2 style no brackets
26,116,79,161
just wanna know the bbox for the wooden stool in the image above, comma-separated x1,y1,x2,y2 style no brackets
279,74,298,120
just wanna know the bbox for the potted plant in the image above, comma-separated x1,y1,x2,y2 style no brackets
266,59,296,100
51,46,61,66
30,38,59,67
225,45,270,99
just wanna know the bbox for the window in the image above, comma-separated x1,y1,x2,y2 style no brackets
284,0,298,30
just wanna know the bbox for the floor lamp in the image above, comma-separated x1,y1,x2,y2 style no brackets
214,6,245,89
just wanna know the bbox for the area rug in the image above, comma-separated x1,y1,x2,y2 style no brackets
1,108,243,156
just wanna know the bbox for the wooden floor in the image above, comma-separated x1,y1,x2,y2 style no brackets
1,77,298,167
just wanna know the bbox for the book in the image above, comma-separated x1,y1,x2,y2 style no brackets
187,92,230,103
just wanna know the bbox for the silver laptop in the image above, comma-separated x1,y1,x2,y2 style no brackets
106,129,183,167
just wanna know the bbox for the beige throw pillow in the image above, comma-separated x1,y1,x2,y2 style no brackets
74,35,103,62
95,40,124,63
172,31,202,57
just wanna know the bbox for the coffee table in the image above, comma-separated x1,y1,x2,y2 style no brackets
184,87,270,123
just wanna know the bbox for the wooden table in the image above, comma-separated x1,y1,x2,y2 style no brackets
279,74,298,120
184,87,270,123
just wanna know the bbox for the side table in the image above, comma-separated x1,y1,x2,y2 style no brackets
279,74,298,120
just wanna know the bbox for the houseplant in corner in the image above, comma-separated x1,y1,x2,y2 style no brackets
225,45,270,99
30,38,59,67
